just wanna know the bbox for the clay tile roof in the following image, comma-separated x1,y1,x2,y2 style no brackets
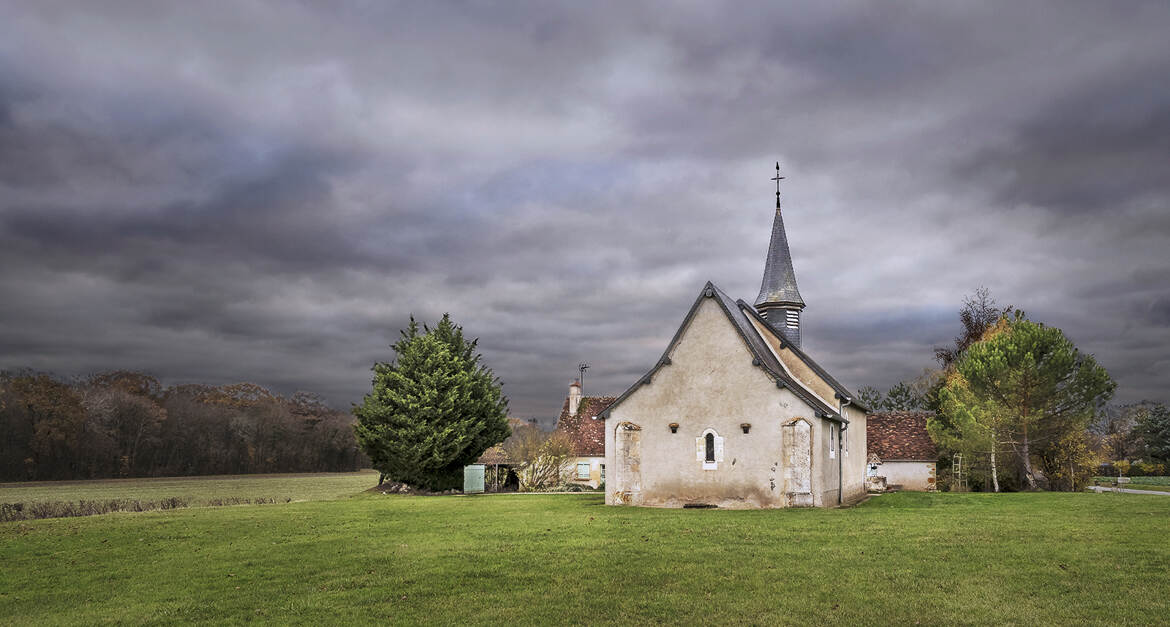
555,396,616,457
867,411,938,462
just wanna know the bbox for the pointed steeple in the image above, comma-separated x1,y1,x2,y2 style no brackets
755,163,806,347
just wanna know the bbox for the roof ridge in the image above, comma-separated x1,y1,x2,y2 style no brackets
735,298,866,411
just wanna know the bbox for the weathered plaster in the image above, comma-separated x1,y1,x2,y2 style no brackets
876,461,936,491
568,456,605,489
840,404,868,504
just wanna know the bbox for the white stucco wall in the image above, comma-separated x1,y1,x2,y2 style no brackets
877,461,936,491
604,296,859,509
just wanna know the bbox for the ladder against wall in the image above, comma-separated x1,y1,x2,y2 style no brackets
952,453,968,492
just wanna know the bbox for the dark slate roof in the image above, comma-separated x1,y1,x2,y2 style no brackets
867,412,938,461
555,396,616,457
598,281,844,423
754,203,804,309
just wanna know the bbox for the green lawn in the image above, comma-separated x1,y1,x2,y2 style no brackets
2,491,1168,625
0,470,379,507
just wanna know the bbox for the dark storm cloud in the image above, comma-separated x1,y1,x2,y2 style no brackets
1,1,1168,422
968,60,1170,214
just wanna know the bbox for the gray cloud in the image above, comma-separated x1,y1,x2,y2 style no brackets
1,1,1168,424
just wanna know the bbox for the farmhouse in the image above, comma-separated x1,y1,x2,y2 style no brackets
599,172,869,508
552,381,615,488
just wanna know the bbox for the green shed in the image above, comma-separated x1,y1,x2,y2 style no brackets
463,464,485,494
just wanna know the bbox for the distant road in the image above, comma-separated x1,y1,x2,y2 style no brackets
1088,486,1170,496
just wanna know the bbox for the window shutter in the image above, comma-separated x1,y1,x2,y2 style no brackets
696,436,704,461
714,436,724,462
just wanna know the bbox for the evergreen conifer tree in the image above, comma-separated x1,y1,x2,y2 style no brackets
354,314,510,490
1136,403,1170,463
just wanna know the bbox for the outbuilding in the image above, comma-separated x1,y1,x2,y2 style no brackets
866,411,938,491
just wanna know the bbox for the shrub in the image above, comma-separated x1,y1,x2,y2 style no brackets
1132,462,1167,477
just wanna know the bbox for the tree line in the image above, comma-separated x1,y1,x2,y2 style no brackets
863,288,1168,491
0,370,367,481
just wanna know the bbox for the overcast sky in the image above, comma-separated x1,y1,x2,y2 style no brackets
2,1,1168,423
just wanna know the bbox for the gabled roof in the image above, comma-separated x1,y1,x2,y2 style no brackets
737,301,869,412
555,396,615,457
867,412,938,462
598,281,845,422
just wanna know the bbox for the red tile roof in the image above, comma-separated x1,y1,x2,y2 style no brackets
867,411,938,461
555,396,615,457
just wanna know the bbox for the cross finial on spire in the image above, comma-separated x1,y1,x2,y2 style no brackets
771,162,785,208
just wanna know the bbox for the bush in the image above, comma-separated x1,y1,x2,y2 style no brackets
1132,462,1167,477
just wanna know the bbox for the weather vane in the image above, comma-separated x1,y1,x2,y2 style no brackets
771,162,785,207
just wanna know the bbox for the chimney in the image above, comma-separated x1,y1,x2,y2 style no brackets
568,380,582,416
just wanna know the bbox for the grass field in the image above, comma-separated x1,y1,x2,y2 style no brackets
0,470,379,507
2,488,1168,624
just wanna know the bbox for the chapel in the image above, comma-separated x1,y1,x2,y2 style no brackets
599,166,869,508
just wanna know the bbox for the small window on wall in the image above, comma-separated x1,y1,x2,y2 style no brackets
786,310,799,329
600,464,605,481
576,462,590,480
696,429,723,470
829,424,837,459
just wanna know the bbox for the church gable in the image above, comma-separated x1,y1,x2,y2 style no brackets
664,295,773,392
599,282,839,421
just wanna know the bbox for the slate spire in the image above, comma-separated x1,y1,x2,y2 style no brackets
754,163,806,347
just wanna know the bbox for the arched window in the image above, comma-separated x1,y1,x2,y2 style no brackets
696,429,723,470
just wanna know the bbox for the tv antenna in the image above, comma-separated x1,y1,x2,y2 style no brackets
578,362,590,395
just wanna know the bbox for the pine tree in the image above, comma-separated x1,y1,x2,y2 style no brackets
883,381,925,411
353,314,510,490
1136,403,1170,463
856,386,885,412
938,312,1114,490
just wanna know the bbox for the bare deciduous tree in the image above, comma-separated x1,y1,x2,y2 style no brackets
503,425,574,491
